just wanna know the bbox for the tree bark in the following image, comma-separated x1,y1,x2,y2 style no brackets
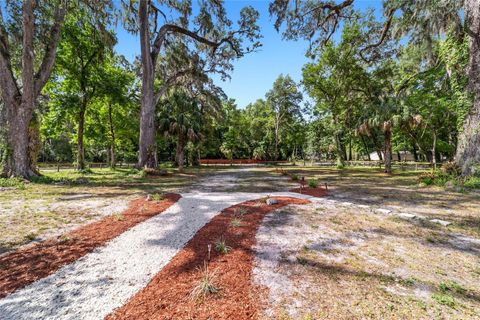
137,0,157,169
455,0,480,176
76,97,87,171
176,134,186,172
383,121,392,174
361,135,371,160
108,103,116,168
274,114,281,161
412,144,419,161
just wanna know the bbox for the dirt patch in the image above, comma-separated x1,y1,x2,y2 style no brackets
107,196,311,320
290,187,328,197
254,201,480,319
0,193,180,299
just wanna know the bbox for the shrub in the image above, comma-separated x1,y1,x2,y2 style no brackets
151,193,164,201
308,179,318,188
418,172,435,185
291,174,299,181
215,237,232,254
441,161,460,176
463,176,480,189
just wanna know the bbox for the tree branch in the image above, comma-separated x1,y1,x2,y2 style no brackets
359,8,395,61
0,5,20,102
151,24,239,64
154,67,197,105
34,2,67,98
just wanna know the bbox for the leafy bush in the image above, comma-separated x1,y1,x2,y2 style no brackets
418,172,435,185
308,179,318,188
291,174,299,181
151,193,164,201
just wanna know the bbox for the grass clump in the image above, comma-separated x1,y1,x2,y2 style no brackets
233,207,249,216
230,218,243,227
215,237,232,254
308,179,318,188
190,262,220,299
291,174,299,181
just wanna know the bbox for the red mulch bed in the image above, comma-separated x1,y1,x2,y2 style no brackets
290,187,328,197
0,193,181,298
107,196,311,320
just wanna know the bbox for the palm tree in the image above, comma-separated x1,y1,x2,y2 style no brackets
158,92,204,172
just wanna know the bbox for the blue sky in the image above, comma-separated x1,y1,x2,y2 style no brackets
114,1,383,108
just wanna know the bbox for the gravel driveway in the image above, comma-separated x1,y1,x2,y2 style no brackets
0,191,313,320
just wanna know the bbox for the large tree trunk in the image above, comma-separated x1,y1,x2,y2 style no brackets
108,103,116,168
2,1,35,178
361,135,371,160
176,134,186,172
412,144,419,161
455,0,480,176
383,121,392,174
274,123,280,161
0,0,65,178
137,0,157,169
76,97,87,171
3,101,35,177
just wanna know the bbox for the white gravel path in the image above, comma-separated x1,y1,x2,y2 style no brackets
0,191,313,320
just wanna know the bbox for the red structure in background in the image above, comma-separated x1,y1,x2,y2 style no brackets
200,159,288,165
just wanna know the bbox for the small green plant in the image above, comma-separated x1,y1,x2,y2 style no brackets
464,176,480,189
308,179,318,188
215,237,232,254
190,262,220,299
230,218,243,227
400,277,416,287
151,193,164,201
291,174,299,181
439,281,466,294
0,177,25,189
432,293,456,308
